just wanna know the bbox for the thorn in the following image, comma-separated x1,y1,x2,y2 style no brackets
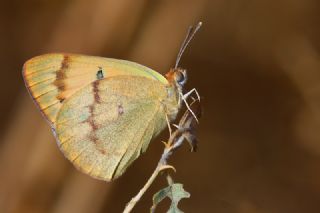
159,165,176,173
162,141,171,149
172,124,180,129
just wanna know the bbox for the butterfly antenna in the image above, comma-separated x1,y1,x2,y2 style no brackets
175,22,202,69
175,26,193,68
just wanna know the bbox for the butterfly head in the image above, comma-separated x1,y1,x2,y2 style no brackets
166,68,187,88
166,22,202,89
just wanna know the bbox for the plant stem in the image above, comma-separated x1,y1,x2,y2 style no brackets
123,163,162,213
123,134,182,213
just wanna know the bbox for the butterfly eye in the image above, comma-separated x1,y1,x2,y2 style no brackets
175,70,187,86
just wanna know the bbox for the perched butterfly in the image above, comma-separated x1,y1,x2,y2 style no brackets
22,22,202,181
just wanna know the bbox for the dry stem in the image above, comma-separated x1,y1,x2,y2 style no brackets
123,103,200,213
123,135,183,213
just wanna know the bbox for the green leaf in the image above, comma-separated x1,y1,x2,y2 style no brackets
151,183,190,213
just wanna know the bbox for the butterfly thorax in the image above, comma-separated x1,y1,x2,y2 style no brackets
164,68,187,121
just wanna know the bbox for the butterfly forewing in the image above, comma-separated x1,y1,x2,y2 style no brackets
23,53,168,124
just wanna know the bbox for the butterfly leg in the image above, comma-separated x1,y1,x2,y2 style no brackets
181,97,199,123
183,88,200,102
165,114,173,137
180,88,200,123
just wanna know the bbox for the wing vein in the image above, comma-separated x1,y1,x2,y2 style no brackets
28,77,56,87
112,103,160,178
34,88,57,99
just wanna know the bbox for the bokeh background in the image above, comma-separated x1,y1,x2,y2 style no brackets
1,0,320,212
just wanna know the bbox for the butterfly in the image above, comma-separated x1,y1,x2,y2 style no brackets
22,22,202,181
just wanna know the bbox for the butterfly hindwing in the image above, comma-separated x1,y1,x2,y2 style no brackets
54,76,168,180
23,53,168,124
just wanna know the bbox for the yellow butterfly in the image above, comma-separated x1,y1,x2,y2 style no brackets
22,23,201,181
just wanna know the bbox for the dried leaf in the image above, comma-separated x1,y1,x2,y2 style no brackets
151,183,190,213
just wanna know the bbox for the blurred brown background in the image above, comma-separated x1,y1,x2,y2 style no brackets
1,0,320,212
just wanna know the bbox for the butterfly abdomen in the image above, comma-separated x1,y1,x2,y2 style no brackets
162,84,181,122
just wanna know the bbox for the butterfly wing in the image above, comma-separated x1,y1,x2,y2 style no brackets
54,75,168,180
22,53,168,124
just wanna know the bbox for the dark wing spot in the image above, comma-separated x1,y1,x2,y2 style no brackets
118,104,124,116
88,105,99,131
82,100,106,155
57,96,65,103
53,55,70,102
92,81,101,104
96,67,104,80
99,150,106,155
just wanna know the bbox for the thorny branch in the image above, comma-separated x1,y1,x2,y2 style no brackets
123,101,201,213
